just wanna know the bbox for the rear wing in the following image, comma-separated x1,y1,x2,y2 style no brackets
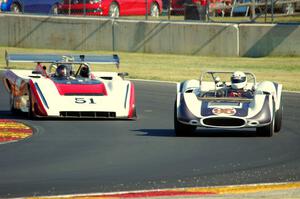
5,51,120,68
197,96,252,103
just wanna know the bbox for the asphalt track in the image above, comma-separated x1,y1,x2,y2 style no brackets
0,79,300,198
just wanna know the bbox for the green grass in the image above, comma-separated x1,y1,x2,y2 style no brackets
1,47,300,91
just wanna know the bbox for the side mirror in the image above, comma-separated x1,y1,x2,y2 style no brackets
118,72,129,79
32,71,42,75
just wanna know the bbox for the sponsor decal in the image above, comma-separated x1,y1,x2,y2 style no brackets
212,108,236,115
201,101,249,117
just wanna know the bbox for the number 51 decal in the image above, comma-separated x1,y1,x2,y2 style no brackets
75,98,96,104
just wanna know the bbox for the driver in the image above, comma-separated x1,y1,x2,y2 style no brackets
79,65,95,79
228,71,252,98
55,64,68,78
79,65,90,78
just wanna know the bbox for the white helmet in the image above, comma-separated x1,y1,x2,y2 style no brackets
231,71,247,89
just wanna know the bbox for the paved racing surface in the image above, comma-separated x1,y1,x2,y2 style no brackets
0,79,300,198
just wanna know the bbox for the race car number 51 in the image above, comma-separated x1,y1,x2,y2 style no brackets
75,98,96,104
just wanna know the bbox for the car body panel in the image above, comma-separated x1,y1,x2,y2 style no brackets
175,71,282,130
2,53,136,119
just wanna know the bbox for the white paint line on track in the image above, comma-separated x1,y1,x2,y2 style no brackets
130,78,177,85
131,78,300,94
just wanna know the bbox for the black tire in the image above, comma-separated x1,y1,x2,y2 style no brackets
274,101,283,133
27,86,35,120
9,93,18,114
109,2,120,18
10,3,21,13
256,119,274,137
131,107,137,120
174,100,196,137
256,100,275,137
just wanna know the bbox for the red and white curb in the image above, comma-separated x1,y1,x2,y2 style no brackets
0,119,33,143
22,181,300,199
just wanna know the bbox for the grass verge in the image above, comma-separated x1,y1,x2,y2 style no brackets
1,47,300,91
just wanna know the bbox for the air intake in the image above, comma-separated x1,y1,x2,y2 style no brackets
60,111,116,118
202,117,245,127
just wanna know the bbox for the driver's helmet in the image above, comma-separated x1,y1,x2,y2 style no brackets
79,65,90,78
56,64,68,78
231,71,247,89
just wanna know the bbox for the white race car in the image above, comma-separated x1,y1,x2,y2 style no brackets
2,52,136,119
174,71,283,137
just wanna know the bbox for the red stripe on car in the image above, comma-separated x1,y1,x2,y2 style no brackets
55,83,107,96
128,82,136,118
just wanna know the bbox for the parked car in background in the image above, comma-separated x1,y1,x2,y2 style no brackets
0,0,62,14
58,0,163,17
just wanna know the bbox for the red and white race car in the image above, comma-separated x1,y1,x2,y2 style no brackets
2,52,136,119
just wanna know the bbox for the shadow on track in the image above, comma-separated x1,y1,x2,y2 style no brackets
0,110,137,122
135,128,258,137
0,110,26,120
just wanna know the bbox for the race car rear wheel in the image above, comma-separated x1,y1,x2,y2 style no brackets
174,101,196,136
27,86,36,120
274,100,283,133
9,93,18,114
256,118,274,137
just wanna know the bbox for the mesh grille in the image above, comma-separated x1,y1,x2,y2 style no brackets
203,117,245,127
60,111,116,118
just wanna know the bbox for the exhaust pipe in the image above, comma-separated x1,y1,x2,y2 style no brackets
189,120,199,125
248,120,259,126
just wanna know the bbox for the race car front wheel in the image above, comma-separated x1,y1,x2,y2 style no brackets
174,101,196,137
274,100,283,133
256,100,275,137
256,118,274,137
